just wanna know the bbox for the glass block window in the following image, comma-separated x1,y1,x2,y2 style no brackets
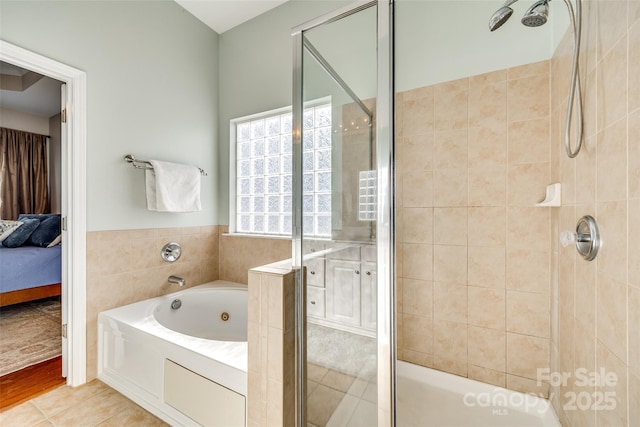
358,170,377,221
233,103,331,237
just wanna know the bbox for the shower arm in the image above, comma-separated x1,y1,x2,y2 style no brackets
563,0,584,158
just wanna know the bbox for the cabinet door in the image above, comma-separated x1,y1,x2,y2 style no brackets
306,258,325,287
325,260,361,326
361,262,377,331
307,286,326,318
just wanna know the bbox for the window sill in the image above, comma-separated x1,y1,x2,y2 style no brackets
222,232,292,240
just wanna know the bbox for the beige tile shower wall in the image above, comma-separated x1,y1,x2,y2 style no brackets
85,226,220,380
218,226,292,285
396,61,552,396
551,1,639,426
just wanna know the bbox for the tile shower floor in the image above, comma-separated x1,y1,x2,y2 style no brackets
0,379,167,427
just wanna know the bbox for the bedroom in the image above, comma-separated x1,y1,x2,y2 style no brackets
0,61,65,405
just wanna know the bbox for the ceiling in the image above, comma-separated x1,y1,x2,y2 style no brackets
0,62,62,118
175,0,289,34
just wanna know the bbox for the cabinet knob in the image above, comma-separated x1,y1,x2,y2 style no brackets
355,270,360,275
310,271,316,275
366,271,371,276
310,300,316,305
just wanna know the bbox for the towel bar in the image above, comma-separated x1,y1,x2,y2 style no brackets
124,154,207,176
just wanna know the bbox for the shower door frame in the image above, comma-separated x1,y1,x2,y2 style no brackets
291,1,396,425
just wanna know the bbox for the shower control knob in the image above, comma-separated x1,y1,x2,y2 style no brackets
560,230,577,247
560,215,600,261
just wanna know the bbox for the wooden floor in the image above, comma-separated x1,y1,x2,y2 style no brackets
0,356,65,412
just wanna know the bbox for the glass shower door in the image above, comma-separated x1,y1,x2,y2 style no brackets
292,2,394,426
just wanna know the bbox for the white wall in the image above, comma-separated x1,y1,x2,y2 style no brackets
0,0,219,231
0,107,49,135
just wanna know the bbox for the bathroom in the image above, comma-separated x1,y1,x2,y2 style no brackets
0,0,638,426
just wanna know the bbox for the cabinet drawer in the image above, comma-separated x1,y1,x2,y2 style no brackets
307,287,325,318
306,258,325,287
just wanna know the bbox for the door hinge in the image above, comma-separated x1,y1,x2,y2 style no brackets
62,323,67,338
61,108,67,123
62,216,67,231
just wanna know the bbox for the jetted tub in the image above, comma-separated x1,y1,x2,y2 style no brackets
98,281,248,426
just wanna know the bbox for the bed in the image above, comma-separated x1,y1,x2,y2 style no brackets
0,245,62,307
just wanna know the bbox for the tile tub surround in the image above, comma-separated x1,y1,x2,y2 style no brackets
86,226,220,380
0,380,166,427
550,1,640,426
396,61,553,396
86,225,290,381
219,226,292,284
247,262,296,427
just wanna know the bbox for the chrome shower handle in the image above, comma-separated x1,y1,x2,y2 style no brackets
560,215,600,261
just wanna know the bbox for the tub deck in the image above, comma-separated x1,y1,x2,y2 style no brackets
98,281,248,426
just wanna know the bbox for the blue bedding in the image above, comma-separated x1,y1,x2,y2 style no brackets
0,245,62,293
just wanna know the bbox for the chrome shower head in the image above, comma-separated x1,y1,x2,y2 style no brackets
489,0,519,31
522,0,550,27
489,6,514,31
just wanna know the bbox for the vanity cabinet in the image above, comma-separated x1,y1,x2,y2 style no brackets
305,245,376,336
326,260,362,327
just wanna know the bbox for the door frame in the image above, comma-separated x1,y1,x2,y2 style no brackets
1,40,87,386
291,1,395,425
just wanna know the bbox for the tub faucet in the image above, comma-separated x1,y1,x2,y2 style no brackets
168,275,185,287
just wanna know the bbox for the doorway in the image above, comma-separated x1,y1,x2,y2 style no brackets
0,62,65,407
0,40,87,391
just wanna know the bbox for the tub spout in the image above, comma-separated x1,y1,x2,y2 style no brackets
168,275,185,287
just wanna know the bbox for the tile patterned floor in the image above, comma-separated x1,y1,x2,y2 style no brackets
0,379,168,427
307,363,377,427
306,323,378,427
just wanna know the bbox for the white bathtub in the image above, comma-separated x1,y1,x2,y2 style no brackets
396,361,561,427
98,280,248,426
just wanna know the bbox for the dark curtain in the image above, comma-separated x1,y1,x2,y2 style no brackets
0,127,50,220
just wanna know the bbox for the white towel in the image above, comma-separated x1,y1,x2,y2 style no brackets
145,160,202,212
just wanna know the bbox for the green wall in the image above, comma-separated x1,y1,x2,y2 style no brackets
0,0,219,230
217,1,350,223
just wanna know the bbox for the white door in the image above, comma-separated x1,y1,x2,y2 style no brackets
60,83,68,379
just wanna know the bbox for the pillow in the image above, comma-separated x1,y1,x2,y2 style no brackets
2,218,40,248
46,234,62,248
0,220,23,243
18,213,59,221
26,215,62,248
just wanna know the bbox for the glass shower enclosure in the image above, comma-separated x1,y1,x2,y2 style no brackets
292,1,394,426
